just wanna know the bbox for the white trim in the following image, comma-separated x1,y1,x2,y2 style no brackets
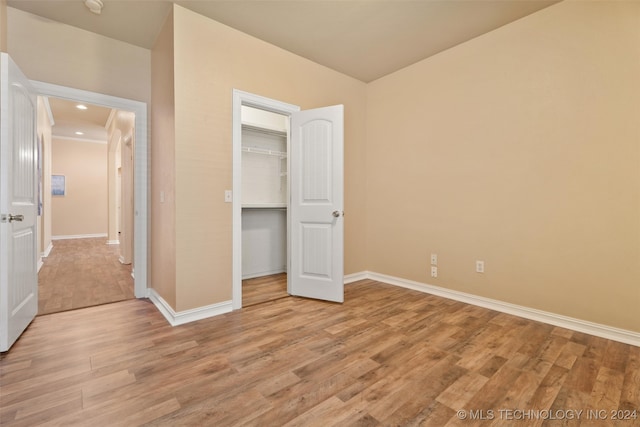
52,233,107,240
42,97,55,126
106,240,120,245
242,268,286,280
344,271,368,284
351,271,640,347
232,90,300,311
31,80,148,299
42,242,53,257
148,289,233,327
105,109,117,130
37,258,44,273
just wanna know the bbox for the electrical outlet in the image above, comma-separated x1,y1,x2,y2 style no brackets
430,253,438,265
476,260,485,273
431,266,438,278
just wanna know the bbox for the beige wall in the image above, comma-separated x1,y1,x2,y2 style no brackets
366,1,640,332
165,5,367,311
6,7,150,104
150,9,177,308
36,97,53,257
51,139,108,237
0,0,7,52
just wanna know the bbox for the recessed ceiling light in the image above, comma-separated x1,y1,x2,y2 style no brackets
75,131,84,135
76,104,88,110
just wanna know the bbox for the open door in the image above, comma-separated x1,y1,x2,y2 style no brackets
0,53,38,352
289,105,344,303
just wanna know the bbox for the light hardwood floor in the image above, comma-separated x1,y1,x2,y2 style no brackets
242,273,288,307
38,238,135,315
1,280,638,426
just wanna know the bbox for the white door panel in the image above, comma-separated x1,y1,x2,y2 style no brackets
1,53,38,352
290,105,344,303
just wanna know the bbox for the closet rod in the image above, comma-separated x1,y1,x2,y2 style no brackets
242,146,287,158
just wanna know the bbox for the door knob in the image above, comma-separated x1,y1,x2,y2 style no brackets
332,211,343,218
1,214,24,223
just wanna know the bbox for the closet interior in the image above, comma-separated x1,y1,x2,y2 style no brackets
241,106,289,305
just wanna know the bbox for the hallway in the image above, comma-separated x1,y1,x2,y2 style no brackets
37,238,134,315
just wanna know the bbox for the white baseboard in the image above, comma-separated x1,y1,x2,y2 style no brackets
106,240,120,245
148,288,233,327
349,271,640,347
42,242,53,258
52,233,107,240
344,271,369,284
242,268,286,280
37,258,44,273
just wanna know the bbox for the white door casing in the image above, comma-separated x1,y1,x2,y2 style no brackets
0,53,38,352
30,81,148,298
289,105,344,303
232,90,300,309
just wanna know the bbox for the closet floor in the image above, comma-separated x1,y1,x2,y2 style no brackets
242,272,288,307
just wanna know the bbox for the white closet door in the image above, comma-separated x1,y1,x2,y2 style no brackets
289,105,344,303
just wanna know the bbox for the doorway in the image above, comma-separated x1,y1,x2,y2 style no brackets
37,97,136,314
232,91,300,309
240,106,290,307
31,81,149,299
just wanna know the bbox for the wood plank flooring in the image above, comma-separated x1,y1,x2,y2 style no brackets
37,238,135,315
1,280,638,426
243,273,288,307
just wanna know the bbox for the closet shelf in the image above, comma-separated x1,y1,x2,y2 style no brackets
242,146,287,158
242,203,287,209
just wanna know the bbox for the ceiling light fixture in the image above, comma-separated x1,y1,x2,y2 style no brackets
84,0,104,15
75,131,84,135
76,104,88,110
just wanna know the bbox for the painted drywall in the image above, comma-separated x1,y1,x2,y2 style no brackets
167,5,367,311
6,7,150,104
366,1,640,332
0,0,7,52
150,9,177,308
242,209,287,279
36,97,53,258
51,138,108,237
107,126,121,244
106,110,135,263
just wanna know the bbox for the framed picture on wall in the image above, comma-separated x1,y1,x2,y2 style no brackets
52,175,65,196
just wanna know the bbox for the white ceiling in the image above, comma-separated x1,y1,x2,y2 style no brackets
7,0,559,83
